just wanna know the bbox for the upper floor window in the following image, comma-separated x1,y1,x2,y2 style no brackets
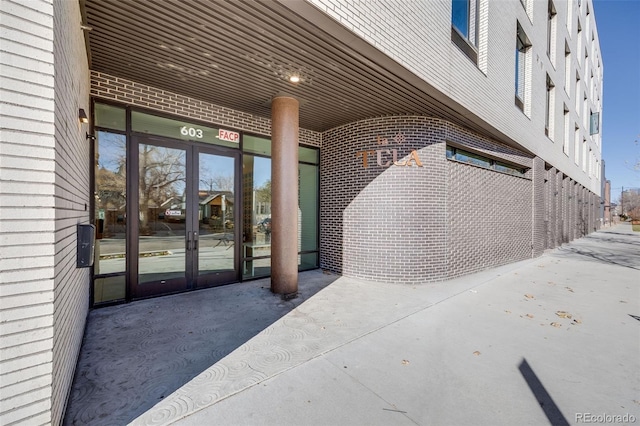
451,0,478,62
545,75,555,138
564,41,571,93
563,105,570,156
577,19,583,66
547,0,557,65
515,22,531,112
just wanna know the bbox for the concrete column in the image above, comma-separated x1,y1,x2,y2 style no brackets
270,96,299,295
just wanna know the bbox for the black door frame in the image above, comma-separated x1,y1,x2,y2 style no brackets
128,134,241,299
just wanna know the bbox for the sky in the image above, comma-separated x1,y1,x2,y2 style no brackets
592,0,640,197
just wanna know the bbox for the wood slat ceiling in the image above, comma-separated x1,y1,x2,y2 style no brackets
84,0,489,135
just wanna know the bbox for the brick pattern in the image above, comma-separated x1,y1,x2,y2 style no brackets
0,1,57,424
91,71,321,148
447,160,532,278
0,1,91,424
321,115,542,283
555,171,564,246
545,168,557,250
321,113,601,283
52,0,92,424
321,116,448,283
530,157,545,257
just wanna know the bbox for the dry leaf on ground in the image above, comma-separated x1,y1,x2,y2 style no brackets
556,311,572,319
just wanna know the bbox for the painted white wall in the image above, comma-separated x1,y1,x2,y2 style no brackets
307,0,603,195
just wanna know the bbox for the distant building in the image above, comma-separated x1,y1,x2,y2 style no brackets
0,0,604,423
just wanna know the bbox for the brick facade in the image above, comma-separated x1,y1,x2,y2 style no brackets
0,0,90,424
52,0,92,423
90,71,321,148
320,115,598,283
321,116,448,282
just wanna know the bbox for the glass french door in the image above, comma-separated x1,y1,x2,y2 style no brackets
132,135,239,298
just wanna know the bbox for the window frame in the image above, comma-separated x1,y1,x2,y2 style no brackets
451,0,479,63
545,74,555,138
547,0,557,65
446,145,528,178
515,22,531,111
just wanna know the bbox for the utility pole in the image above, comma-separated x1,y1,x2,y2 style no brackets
621,186,624,216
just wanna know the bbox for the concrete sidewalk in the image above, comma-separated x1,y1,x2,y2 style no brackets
65,224,640,425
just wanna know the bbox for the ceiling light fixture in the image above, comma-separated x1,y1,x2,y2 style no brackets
289,75,301,83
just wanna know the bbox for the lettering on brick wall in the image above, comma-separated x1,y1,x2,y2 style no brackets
356,132,422,168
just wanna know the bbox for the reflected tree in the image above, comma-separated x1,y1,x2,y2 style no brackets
139,145,185,235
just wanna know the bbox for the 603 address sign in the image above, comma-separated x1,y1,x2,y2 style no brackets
180,126,203,139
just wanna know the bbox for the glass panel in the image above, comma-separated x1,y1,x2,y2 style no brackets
446,146,455,159
242,155,272,270
299,163,318,252
95,131,126,277
94,275,126,304
299,146,319,164
452,0,469,38
298,252,318,271
132,111,238,148
243,134,271,156
138,144,187,283
455,149,492,168
95,103,126,131
198,153,235,274
494,162,525,177
242,258,271,280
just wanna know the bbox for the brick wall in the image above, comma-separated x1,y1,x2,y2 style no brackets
321,116,448,283
0,1,90,424
555,171,564,246
0,1,56,424
91,71,321,148
321,115,538,283
532,157,546,257
546,167,557,250
445,123,534,277
52,0,91,424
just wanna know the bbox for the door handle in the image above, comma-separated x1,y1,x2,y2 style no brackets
193,232,199,251
186,231,192,251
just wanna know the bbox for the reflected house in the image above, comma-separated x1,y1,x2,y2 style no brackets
159,196,184,222
200,191,234,232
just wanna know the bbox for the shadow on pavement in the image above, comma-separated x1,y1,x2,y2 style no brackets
63,270,338,426
519,358,570,426
550,229,640,270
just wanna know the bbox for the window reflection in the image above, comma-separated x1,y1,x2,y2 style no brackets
94,131,127,302
242,155,272,279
